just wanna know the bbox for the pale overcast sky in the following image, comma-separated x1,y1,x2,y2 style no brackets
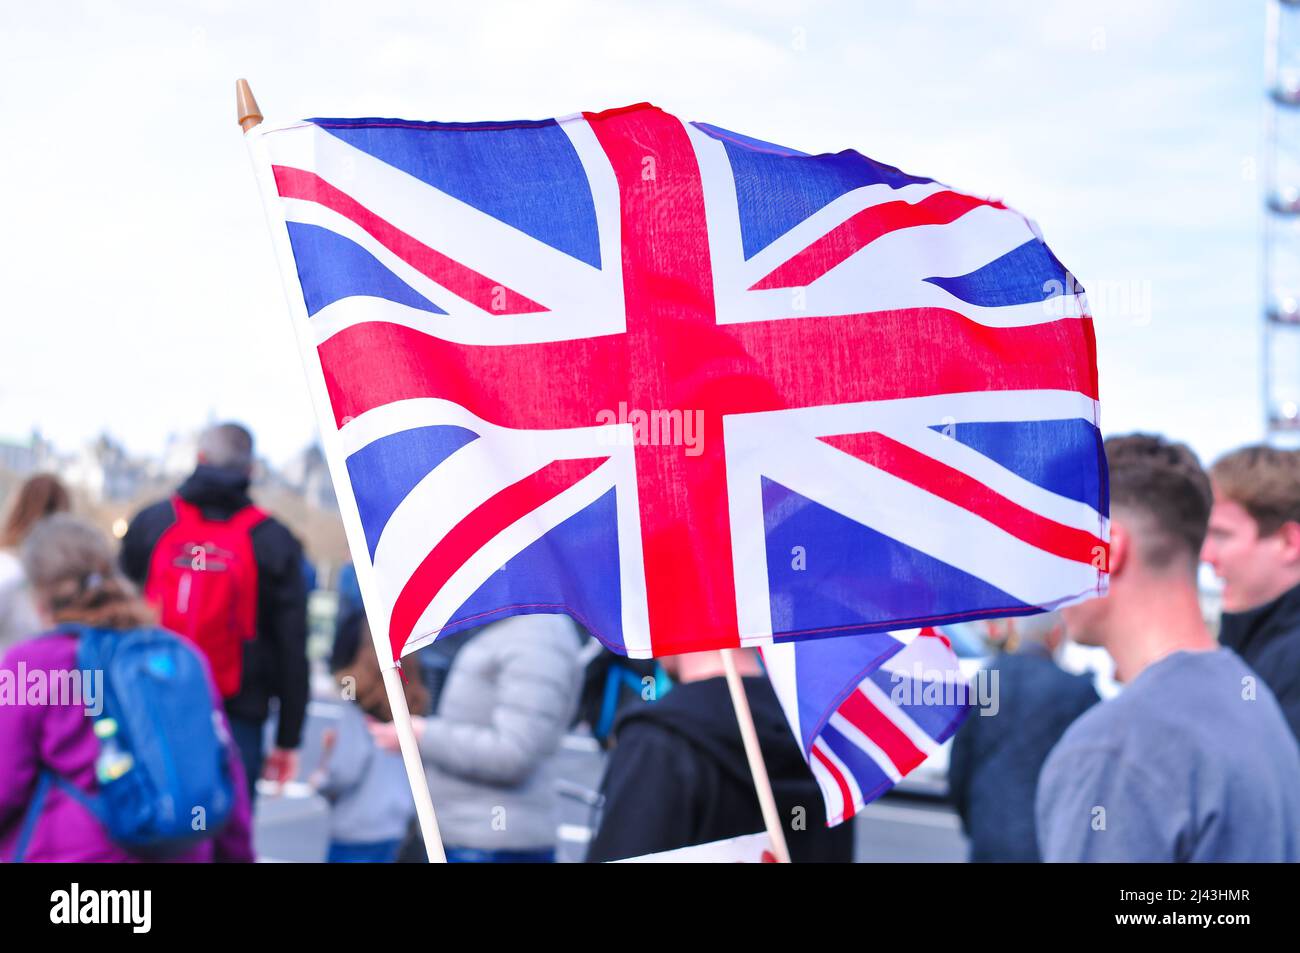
0,0,1269,465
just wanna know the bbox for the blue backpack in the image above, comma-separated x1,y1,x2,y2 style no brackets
15,625,238,860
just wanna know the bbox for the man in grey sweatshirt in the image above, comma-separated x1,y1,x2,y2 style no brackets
1036,434,1300,862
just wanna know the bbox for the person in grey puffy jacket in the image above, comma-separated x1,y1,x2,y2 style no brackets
371,612,583,862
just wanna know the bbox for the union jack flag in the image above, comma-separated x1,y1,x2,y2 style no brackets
247,102,1107,818
763,627,973,825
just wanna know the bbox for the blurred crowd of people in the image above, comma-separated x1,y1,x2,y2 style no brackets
0,422,1298,863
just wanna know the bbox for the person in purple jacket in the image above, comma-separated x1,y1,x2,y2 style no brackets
0,514,254,862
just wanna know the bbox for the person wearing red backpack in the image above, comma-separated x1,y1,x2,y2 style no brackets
120,423,309,798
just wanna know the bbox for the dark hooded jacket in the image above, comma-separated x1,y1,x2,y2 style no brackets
947,643,1099,861
1220,582,1300,745
585,675,854,863
119,464,310,749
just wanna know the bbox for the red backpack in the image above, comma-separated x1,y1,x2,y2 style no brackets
143,496,266,698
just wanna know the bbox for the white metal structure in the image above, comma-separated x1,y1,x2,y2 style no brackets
1265,0,1300,442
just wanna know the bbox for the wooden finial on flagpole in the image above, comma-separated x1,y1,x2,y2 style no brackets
721,649,792,863
236,78,263,132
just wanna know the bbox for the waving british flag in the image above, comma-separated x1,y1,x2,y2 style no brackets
248,102,1106,820
761,626,973,825
251,102,1105,662
251,101,1106,662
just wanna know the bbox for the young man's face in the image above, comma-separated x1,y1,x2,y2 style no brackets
1202,495,1288,612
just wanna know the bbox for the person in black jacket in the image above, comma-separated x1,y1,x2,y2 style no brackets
947,612,1099,861
585,648,853,863
1204,444,1300,743
120,423,310,796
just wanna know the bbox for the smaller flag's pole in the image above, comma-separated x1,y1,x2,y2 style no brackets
235,78,448,863
720,649,792,863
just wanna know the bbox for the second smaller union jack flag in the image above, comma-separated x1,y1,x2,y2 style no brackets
249,102,1107,815
762,627,972,825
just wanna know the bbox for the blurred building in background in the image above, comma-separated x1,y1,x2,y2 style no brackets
278,443,337,511
62,434,148,503
0,428,351,599
0,431,57,475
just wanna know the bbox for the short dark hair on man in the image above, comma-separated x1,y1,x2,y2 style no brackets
1105,433,1212,573
199,422,254,472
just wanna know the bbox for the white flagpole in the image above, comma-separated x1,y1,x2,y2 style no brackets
235,79,448,863
720,649,792,863
381,667,447,862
